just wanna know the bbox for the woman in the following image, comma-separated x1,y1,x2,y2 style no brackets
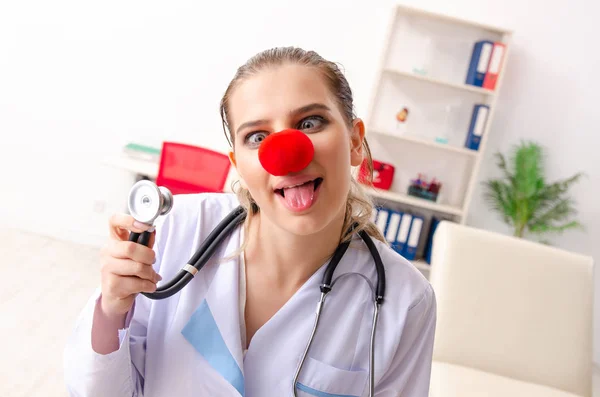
64,47,436,397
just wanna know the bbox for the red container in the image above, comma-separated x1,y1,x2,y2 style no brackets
358,159,395,190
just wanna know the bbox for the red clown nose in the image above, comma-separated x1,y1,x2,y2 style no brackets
258,129,314,176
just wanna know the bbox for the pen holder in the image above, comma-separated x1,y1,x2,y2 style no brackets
407,174,442,202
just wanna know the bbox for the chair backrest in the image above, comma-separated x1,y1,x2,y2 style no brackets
429,221,593,397
156,142,231,195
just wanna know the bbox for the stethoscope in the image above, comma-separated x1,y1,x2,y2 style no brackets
126,129,387,396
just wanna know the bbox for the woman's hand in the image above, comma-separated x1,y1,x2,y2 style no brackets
99,213,162,319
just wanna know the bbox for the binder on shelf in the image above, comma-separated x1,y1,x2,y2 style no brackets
385,211,402,247
424,217,442,264
483,42,506,90
465,104,490,151
403,216,424,260
375,208,390,237
465,40,494,87
394,213,412,256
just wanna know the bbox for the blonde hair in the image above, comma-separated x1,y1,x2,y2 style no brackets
219,47,386,249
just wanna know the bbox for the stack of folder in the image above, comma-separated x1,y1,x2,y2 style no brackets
371,207,424,261
371,207,446,265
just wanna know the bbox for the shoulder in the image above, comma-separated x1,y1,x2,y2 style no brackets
346,235,435,323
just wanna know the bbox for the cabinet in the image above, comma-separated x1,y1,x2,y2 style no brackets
361,5,512,275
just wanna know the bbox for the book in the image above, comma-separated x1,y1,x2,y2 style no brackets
123,143,162,162
465,104,490,151
465,40,494,87
483,42,506,90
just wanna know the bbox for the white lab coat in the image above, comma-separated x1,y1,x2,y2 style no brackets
63,192,436,397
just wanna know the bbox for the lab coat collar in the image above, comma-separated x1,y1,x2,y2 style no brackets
181,225,246,396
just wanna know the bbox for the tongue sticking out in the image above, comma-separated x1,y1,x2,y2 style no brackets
283,181,315,210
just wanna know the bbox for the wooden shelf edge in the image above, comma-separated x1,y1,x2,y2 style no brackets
394,4,514,35
368,128,479,157
367,187,464,216
384,68,497,97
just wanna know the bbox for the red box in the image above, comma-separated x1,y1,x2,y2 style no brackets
358,159,395,190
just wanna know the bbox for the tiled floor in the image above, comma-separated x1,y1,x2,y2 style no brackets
0,228,100,397
1,227,598,396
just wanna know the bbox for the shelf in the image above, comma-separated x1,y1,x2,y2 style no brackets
369,128,478,157
412,260,431,272
394,4,513,35
384,68,496,97
367,187,464,216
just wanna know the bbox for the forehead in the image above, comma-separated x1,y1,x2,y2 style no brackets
228,64,337,129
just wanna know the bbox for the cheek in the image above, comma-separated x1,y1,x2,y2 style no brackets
235,150,266,189
314,132,351,172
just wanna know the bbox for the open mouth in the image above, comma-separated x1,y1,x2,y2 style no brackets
275,177,323,197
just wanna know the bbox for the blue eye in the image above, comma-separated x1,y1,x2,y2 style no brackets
245,131,268,147
298,116,328,131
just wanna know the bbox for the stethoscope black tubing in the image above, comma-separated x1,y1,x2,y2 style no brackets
319,227,386,303
358,230,386,303
128,205,246,299
128,205,385,302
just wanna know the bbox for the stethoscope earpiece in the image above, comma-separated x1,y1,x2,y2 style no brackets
128,180,174,225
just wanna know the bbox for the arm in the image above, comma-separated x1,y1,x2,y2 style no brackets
63,288,150,397
376,284,437,396
63,215,166,397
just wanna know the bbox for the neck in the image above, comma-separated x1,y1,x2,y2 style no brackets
244,209,346,289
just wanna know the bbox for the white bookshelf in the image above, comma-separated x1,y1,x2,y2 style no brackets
362,5,512,274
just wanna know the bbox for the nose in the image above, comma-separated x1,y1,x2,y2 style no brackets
258,129,314,176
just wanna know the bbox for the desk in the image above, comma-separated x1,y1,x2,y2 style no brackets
102,153,160,179
101,152,236,193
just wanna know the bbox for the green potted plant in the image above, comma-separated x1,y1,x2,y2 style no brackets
483,140,584,239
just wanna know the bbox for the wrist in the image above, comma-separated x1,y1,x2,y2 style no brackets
98,295,127,326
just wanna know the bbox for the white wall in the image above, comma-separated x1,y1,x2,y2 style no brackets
1,0,598,360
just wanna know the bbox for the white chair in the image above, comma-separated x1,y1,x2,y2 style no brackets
428,221,594,397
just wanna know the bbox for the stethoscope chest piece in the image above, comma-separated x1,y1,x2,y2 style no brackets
128,180,173,224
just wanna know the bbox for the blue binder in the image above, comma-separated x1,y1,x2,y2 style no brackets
402,216,424,261
375,207,390,237
384,211,402,247
424,217,441,264
465,104,490,151
394,212,412,256
465,40,494,86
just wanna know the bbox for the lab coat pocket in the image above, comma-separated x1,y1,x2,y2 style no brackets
295,356,368,397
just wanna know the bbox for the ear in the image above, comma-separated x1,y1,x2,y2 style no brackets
228,150,237,168
350,118,366,167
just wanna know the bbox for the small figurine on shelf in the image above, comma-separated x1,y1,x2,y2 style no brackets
395,106,409,134
407,173,442,202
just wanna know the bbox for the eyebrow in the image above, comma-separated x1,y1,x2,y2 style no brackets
235,103,332,135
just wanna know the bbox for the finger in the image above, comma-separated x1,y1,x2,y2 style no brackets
108,239,156,265
109,213,153,240
105,275,157,299
104,257,161,283
121,276,158,295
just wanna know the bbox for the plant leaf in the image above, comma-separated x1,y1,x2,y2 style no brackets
484,140,584,239
494,152,514,182
528,197,581,234
483,179,515,225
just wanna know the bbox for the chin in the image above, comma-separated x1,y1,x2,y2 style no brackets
277,214,331,237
